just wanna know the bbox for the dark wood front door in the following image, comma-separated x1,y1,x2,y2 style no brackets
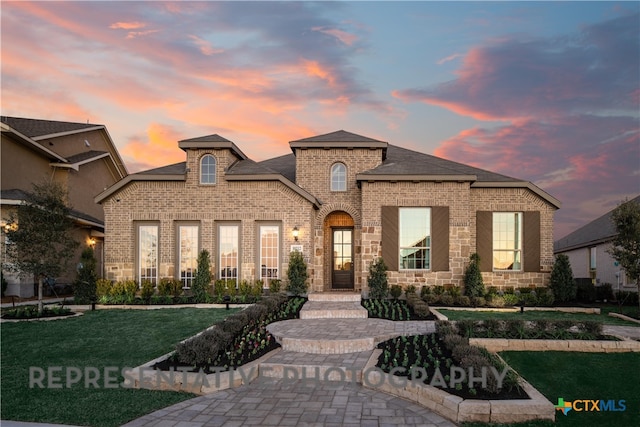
332,228,354,289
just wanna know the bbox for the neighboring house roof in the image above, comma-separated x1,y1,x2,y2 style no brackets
0,116,128,178
0,116,103,139
555,195,640,253
1,189,104,229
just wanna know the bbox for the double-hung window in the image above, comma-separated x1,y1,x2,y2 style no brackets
492,212,522,271
138,224,158,285
259,225,279,286
219,225,239,285
178,225,198,288
399,208,431,270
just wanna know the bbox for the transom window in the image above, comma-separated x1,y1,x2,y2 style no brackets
259,225,279,287
330,162,347,191
200,154,216,184
219,225,239,284
178,225,198,288
399,208,431,270
493,212,522,271
138,224,158,285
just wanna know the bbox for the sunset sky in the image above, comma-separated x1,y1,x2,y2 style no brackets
2,1,638,239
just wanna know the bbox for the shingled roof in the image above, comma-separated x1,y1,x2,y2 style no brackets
555,195,640,252
0,116,103,139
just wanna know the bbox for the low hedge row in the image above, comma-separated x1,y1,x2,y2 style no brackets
454,318,605,340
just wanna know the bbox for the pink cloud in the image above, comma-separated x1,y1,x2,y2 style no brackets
109,21,146,30
312,26,358,46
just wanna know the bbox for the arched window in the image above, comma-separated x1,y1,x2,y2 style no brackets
330,162,346,191
200,155,216,184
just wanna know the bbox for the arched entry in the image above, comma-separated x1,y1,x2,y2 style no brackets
324,211,355,290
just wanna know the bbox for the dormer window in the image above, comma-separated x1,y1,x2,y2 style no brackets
330,162,346,191
200,154,216,184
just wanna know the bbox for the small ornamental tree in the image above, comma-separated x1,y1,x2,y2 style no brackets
367,257,388,299
286,250,308,296
192,249,212,303
607,198,640,311
5,181,78,311
74,247,97,304
463,253,485,298
549,254,576,303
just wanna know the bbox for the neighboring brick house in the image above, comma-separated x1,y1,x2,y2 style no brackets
1,117,128,297
554,195,639,293
96,130,560,293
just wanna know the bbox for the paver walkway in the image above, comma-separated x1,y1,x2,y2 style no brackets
122,376,456,427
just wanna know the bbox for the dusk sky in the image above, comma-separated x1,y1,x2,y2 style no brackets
2,1,639,239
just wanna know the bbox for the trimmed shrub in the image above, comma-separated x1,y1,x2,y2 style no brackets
596,283,614,301
576,279,596,303
424,293,439,305
439,294,454,306
470,296,486,307
488,295,506,307
269,279,282,294
420,286,431,299
286,251,308,296
74,247,97,304
96,279,112,298
519,292,538,307
455,295,471,307
463,253,485,298
502,293,519,306
367,258,388,299
433,285,445,295
405,284,417,295
550,254,576,302
140,280,155,303
251,280,263,298
537,289,555,306
389,284,402,299
158,277,182,298
192,249,213,303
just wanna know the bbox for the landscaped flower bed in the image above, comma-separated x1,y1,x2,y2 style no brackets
362,298,434,320
454,318,615,340
1,305,73,319
376,325,525,400
153,295,305,373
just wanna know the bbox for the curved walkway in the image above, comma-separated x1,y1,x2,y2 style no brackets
122,376,456,427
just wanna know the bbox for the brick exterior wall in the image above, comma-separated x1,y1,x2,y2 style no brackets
102,145,557,292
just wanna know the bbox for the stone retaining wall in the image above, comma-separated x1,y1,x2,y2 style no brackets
469,338,640,353
362,349,555,424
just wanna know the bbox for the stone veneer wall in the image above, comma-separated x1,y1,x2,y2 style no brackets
359,182,556,290
102,148,316,283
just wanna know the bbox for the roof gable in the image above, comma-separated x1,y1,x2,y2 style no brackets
178,134,248,160
290,130,388,155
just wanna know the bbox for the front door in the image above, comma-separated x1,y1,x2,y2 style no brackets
332,228,354,289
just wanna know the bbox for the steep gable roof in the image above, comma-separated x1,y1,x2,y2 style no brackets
555,195,640,252
290,130,388,156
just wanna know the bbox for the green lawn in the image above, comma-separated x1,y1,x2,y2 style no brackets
437,308,638,326
1,308,238,427
494,352,640,427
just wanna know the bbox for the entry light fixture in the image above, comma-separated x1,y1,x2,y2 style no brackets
88,237,96,247
292,226,299,242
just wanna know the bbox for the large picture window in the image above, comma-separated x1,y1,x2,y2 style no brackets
138,224,158,285
259,225,279,286
399,208,431,270
219,224,239,284
178,225,198,288
330,162,346,191
493,212,522,271
200,154,216,184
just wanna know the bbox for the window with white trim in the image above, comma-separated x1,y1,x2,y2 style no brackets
178,225,198,288
219,225,238,284
330,162,347,191
399,208,431,270
138,224,158,284
200,154,216,184
492,212,522,271
259,225,279,286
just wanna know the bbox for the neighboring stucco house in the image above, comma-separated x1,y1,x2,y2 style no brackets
96,130,560,293
554,195,639,293
1,117,128,297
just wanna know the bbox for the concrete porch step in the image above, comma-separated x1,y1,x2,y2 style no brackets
300,300,368,319
308,292,362,302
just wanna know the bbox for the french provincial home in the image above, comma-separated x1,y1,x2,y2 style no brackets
95,130,561,293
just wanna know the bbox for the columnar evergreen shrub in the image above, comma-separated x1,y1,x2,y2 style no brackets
74,247,97,304
269,279,282,294
192,249,212,303
286,251,308,296
367,258,388,299
463,253,485,298
549,254,576,303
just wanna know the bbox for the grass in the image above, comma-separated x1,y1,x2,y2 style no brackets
437,308,638,326
1,307,238,427
489,351,640,427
